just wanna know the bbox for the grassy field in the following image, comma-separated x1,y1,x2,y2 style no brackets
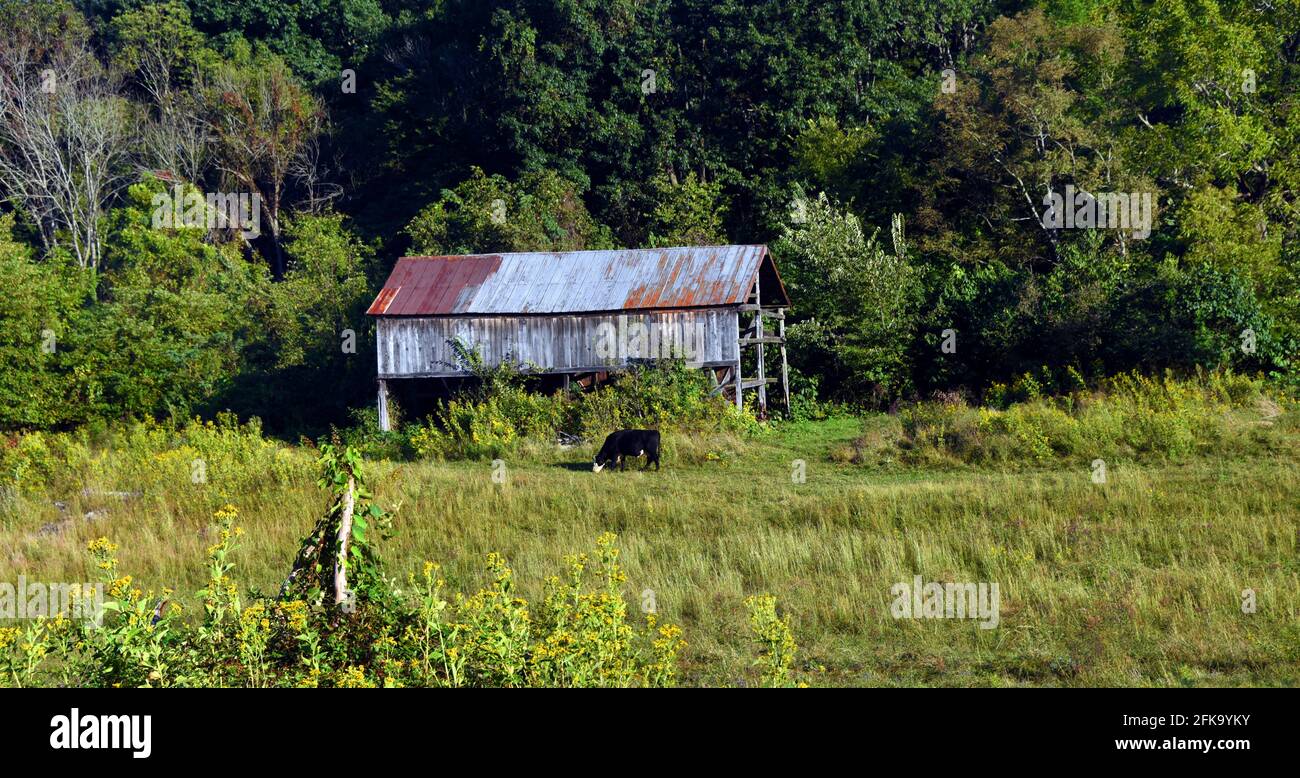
3,398,1298,686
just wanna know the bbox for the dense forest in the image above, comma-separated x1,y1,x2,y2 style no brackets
1,0,1296,434
2,0,1299,695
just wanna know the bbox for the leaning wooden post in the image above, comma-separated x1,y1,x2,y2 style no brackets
333,475,356,607
377,379,390,432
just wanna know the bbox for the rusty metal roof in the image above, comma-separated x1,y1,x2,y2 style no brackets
366,245,788,316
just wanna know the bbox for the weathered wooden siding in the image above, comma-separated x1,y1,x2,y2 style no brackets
377,310,739,378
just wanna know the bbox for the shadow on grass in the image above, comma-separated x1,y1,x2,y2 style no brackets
553,462,595,472
551,461,659,473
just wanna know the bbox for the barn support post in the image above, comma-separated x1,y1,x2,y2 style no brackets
779,309,790,410
733,361,742,409
755,276,767,416
377,379,390,432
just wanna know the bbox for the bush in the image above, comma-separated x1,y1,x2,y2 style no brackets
0,527,685,688
886,370,1285,467
1103,265,1283,376
410,386,564,460
775,190,921,403
408,362,758,461
219,211,378,435
74,182,268,423
914,249,1292,402
0,414,310,502
574,362,759,440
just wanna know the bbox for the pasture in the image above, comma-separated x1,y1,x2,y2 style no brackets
4,401,1297,686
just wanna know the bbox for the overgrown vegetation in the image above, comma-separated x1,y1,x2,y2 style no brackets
405,361,758,461
843,370,1295,467
0,447,805,688
1,374,1295,687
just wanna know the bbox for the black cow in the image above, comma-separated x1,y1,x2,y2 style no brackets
592,429,660,472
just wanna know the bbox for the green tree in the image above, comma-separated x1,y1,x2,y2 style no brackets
405,167,612,255
185,0,392,85
788,116,877,207
923,9,1144,269
774,189,921,401
109,0,219,183
1122,0,1299,344
226,211,380,433
69,182,268,422
205,40,324,279
645,172,728,247
0,214,93,428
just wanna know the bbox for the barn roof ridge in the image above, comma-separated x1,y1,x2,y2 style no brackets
397,243,769,260
367,244,788,317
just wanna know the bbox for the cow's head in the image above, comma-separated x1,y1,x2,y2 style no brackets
592,457,606,473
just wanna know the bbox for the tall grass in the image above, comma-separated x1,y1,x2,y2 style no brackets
1,373,1297,686
858,370,1293,468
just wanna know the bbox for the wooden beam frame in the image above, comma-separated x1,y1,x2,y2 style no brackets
734,278,790,415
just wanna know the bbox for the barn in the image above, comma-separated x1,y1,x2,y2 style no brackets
365,245,791,430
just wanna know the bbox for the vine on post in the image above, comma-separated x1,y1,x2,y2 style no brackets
281,445,391,613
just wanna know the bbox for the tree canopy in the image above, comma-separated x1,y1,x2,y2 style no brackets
0,0,1295,430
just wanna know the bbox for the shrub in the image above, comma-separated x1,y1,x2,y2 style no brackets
574,362,758,439
0,414,310,502
988,403,1083,461
746,595,803,688
888,370,1286,467
0,214,95,429
775,190,921,402
408,362,758,461
220,211,377,434
411,386,564,460
75,183,268,424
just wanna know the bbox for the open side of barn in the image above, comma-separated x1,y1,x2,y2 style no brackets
365,245,791,430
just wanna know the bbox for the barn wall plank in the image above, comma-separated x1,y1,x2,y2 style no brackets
377,311,740,377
